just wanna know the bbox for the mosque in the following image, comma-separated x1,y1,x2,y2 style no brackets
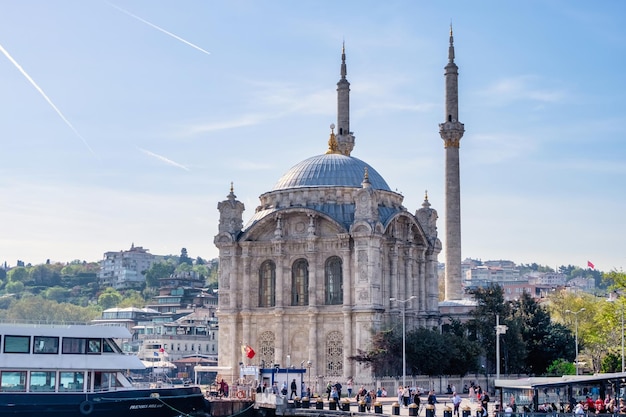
214,30,465,382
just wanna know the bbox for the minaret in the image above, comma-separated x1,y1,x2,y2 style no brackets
439,26,465,300
336,42,355,156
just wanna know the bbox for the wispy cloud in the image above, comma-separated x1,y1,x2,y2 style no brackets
106,1,211,56
0,42,95,156
181,82,334,136
481,75,565,104
138,147,190,171
466,132,538,164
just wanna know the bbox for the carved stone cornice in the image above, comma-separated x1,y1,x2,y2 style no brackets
439,120,465,148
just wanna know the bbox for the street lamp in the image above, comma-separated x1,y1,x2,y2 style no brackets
390,296,416,388
565,308,586,375
307,360,312,397
608,293,625,373
495,314,508,382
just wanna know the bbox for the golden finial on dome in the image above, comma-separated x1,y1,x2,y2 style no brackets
424,189,429,201
326,123,339,154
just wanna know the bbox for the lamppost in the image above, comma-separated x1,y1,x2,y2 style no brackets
565,308,586,375
390,295,416,388
286,354,290,397
495,314,508,382
608,293,625,373
307,360,312,396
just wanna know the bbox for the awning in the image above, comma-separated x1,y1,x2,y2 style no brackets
141,360,176,369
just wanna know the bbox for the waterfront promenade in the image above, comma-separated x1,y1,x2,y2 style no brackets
280,394,491,416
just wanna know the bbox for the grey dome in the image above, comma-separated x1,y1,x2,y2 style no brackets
272,153,391,191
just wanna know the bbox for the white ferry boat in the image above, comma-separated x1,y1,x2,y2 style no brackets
0,322,209,416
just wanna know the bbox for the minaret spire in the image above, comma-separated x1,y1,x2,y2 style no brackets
448,24,455,64
439,26,465,301
335,41,355,156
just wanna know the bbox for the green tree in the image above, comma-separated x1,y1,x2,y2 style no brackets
43,286,70,302
0,295,100,322
179,248,193,266
7,267,29,283
512,292,574,375
5,280,25,294
546,358,575,376
441,321,482,376
144,261,176,288
348,328,400,377
98,288,122,309
602,352,621,373
409,327,448,376
467,284,510,373
30,264,61,286
118,290,146,308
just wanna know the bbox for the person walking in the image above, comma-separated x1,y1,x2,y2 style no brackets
481,391,490,417
290,378,297,399
428,390,438,414
452,392,462,416
403,386,411,407
347,377,353,398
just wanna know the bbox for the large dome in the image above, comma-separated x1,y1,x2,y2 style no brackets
272,153,391,191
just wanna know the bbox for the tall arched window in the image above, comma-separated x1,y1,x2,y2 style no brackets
259,260,276,307
325,256,343,305
291,259,309,306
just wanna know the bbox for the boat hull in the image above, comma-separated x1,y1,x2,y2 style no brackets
0,386,209,416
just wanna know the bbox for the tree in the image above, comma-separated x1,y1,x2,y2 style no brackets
7,267,29,283
179,248,193,266
467,284,510,373
0,295,100,322
348,328,400,377
30,264,61,286
512,292,573,375
43,286,70,303
144,261,176,288
98,288,122,309
546,358,575,376
409,327,448,376
118,290,146,308
5,280,25,294
441,321,482,376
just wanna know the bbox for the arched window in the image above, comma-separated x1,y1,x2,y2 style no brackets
259,260,276,307
325,256,343,305
291,259,309,306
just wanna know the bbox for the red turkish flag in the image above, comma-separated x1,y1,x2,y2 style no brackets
245,345,255,358
587,260,595,269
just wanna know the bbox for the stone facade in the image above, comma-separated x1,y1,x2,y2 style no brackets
214,45,445,383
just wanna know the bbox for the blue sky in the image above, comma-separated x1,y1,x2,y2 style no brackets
0,1,624,271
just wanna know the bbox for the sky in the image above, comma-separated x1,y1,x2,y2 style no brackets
0,1,624,272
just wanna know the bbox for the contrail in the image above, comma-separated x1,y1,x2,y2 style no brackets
138,147,190,171
107,2,211,56
0,42,96,156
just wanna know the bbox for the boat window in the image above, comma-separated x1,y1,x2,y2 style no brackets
0,371,26,392
62,337,86,354
103,338,121,353
87,338,101,354
59,371,84,392
29,371,56,392
33,336,59,354
3,335,30,353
